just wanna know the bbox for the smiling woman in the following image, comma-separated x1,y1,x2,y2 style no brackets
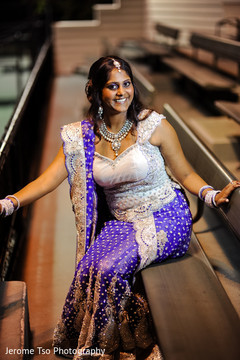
0,55,239,360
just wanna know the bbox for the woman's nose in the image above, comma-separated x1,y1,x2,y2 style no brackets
116,86,124,96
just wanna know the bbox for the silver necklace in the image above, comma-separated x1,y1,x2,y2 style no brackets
99,119,133,157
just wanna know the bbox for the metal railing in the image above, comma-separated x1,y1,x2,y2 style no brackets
0,38,53,280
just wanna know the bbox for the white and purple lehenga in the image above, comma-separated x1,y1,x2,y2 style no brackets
53,111,192,359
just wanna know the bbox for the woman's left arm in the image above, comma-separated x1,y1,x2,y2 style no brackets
150,119,240,206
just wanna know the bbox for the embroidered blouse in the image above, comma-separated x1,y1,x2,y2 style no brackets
61,110,180,271
93,111,179,223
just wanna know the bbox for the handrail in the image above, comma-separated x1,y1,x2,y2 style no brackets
163,103,240,240
163,103,234,185
0,37,53,279
190,32,240,62
0,39,51,170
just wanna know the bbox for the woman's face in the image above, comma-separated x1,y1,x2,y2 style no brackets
101,68,134,117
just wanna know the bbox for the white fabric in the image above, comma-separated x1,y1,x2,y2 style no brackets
93,111,180,223
93,111,181,271
94,144,148,188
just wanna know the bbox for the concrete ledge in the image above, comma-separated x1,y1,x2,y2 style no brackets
0,281,31,360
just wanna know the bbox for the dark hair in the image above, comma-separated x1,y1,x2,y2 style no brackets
85,55,145,135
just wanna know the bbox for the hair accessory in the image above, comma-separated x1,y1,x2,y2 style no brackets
112,59,121,72
198,185,214,201
204,190,221,208
99,119,133,157
98,106,103,120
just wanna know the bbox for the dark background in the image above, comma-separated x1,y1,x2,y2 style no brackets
0,0,113,23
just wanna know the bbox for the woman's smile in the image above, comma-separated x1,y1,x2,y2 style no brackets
114,98,127,104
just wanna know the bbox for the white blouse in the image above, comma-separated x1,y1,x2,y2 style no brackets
92,111,180,270
92,111,179,223
93,144,148,188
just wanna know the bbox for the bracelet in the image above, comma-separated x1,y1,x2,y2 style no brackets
6,195,20,210
204,190,220,208
0,195,20,217
198,185,214,201
212,190,221,207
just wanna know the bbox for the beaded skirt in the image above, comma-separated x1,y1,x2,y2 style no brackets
53,189,192,359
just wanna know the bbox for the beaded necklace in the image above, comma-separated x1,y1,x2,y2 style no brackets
99,119,133,157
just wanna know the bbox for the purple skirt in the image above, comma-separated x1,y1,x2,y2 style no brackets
53,189,192,359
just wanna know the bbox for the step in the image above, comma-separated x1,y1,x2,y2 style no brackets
188,116,240,162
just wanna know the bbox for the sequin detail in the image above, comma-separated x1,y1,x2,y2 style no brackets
54,112,192,359
61,120,96,264
104,112,180,223
100,111,180,269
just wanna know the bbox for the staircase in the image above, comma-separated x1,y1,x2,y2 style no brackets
52,0,146,75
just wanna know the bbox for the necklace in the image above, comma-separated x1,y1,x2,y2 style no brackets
99,119,133,157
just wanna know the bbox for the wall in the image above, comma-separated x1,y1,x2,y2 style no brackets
52,0,146,75
146,0,225,41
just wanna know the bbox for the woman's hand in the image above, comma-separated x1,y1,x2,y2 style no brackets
0,146,68,216
215,180,240,206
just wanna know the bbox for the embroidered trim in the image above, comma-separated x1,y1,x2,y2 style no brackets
133,215,158,271
111,180,177,222
157,230,168,255
137,111,165,144
61,122,88,264
61,120,97,265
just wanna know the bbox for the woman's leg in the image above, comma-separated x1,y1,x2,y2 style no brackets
153,189,192,263
53,220,147,355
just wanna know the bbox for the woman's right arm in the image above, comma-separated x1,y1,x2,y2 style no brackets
1,145,68,211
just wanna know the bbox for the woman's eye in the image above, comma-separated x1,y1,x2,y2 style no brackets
107,84,118,90
123,81,131,87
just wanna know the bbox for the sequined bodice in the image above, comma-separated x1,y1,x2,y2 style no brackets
93,111,179,222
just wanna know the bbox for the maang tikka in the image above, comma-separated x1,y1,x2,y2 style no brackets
112,59,121,72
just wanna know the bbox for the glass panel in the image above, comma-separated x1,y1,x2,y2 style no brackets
0,47,33,139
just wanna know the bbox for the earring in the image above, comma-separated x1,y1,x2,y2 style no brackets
98,105,103,120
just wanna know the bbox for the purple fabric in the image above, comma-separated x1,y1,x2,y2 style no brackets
56,188,192,351
81,120,96,251
53,120,192,356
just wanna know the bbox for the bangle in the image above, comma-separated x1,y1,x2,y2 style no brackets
204,190,220,208
6,195,20,210
198,185,214,201
0,198,15,217
212,190,221,207
0,195,20,217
